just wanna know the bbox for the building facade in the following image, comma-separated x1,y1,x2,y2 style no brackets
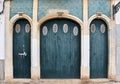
0,0,120,84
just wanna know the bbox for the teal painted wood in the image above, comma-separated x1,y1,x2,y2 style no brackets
40,19,81,78
13,19,31,78
90,19,108,78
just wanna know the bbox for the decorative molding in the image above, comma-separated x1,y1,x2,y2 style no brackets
48,9,69,14
57,12,64,16
10,13,32,30
18,12,24,16
96,12,102,16
88,14,110,30
38,13,83,30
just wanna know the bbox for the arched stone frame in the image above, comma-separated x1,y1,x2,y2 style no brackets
88,13,116,79
38,12,84,79
5,13,33,81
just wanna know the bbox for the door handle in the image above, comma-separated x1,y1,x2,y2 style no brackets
18,51,27,56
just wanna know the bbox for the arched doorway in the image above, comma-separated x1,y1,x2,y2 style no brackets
90,19,108,78
40,19,81,78
13,19,31,78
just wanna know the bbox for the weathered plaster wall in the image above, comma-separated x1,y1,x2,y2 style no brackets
116,23,120,81
115,0,120,81
0,10,5,80
10,0,33,19
0,12,5,60
0,60,4,80
88,0,111,18
38,0,83,20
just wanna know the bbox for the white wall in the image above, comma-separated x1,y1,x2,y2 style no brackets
115,0,120,81
0,3,5,79
0,12,5,60
115,0,120,24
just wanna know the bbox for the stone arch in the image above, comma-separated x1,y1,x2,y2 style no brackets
5,13,32,80
88,13,116,79
10,13,32,30
38,12,83,78
88,13,110,30
38,13,83,30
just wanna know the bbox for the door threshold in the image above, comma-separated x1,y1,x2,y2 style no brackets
4,79,31,83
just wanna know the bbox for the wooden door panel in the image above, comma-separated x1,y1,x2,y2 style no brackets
13,19,31,78
90,19,108,78
40,19,81,78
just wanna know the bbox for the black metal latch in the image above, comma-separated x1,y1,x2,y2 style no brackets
113,2,120,14
0,0,5,14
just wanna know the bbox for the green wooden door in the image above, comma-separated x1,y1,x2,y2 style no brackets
13,19,31,78
40,19,81,78
90,19,108,78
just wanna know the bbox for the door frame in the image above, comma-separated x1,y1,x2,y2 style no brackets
88,13,116,79
5,13,32,80
38,12,84,79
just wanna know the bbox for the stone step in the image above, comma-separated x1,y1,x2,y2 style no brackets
1,81,120,84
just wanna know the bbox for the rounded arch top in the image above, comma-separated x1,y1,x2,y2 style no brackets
88,13,111,30
10,13,32,30
38,13,83,30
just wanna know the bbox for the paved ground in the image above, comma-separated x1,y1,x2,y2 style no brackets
0,80,120,84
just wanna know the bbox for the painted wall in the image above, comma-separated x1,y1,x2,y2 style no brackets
10,0,111,22
0,13,5,60
88,0,111,18
115,0,120,81
0,11,5,80
10,0,33,19
38,0,83,20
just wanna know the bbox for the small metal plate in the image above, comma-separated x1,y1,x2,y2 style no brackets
53,23,58,33
25,24,30,33
100,24,106,33
42,26,48,36
91,24,96,33
15,24,20,33
63,24,68,33
73,26,78,36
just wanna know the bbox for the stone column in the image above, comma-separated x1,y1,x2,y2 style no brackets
81,0,89,79
5,0,12,81
31,0,40,80
107,0,117,79
108,20,116,79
